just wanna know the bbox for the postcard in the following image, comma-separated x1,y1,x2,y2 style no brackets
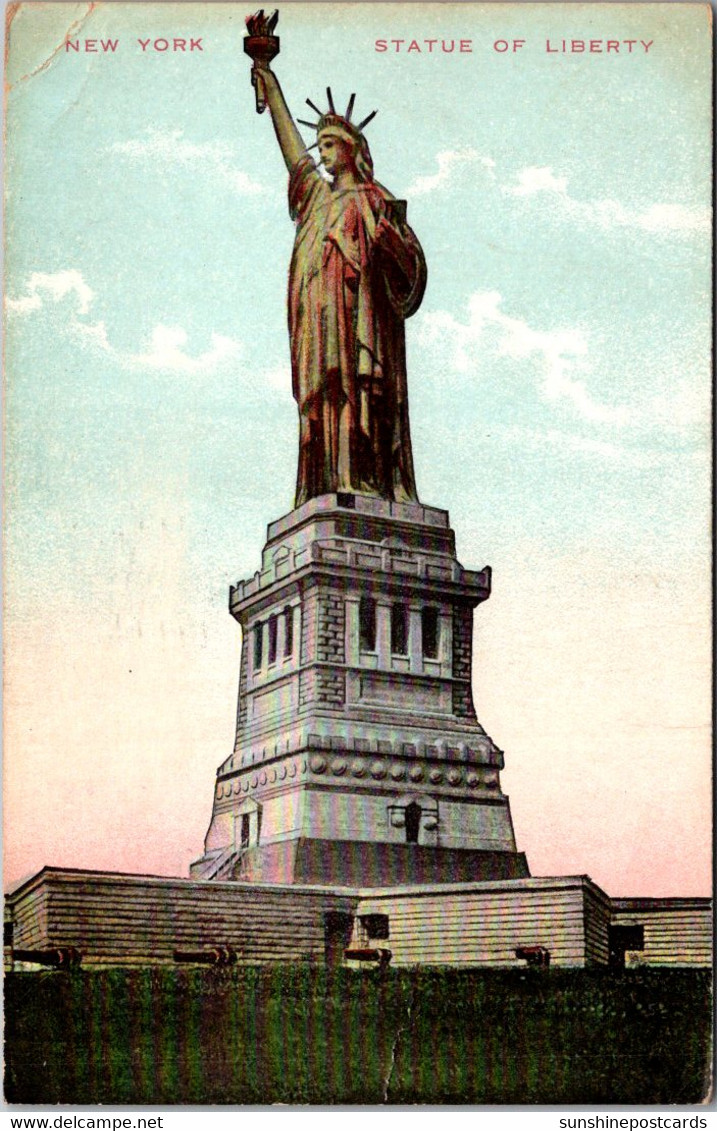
3,1,712,1107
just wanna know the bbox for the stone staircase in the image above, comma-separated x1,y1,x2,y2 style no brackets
193,845,241,882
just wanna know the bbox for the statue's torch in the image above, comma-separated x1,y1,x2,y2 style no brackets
244,10,280,114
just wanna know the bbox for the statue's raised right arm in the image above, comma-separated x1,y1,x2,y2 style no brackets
255,65,307,172
243,11,305,171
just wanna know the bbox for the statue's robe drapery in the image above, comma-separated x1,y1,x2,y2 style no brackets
288,155,427,507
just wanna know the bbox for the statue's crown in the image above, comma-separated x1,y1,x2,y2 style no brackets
316,113,362,141
297,88,378,149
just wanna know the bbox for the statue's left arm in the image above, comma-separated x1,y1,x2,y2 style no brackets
373,213,427,318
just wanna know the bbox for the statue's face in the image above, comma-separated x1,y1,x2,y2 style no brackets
318,133,354,178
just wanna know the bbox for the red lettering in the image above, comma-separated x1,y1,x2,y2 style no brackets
407,40,420,52
85,39,97,51
606,40,620,52
441,40,455,52
154,38,169,51
460,39,473,52
173,38,186,51
624,39,637,52
641,40,654,52
589,40,602,52
572,40,585,52
375,39,387,52
101,38,119,52
390,39,404,51
65,39,79,52
189,38,203,50
494,39,509,52
512,39,525,51
545,39,558,53
138,38,151,51
425,39,437,52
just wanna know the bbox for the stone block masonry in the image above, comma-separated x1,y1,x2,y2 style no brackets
196,493,525,886
315,667,345,708
452,605,477,720
317,590,345,663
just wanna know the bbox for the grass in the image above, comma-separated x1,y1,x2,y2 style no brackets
4,966,712,1105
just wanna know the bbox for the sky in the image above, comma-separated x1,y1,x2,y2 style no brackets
3,2,712,896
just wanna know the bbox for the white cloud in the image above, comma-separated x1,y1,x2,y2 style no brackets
635,202,710,236
494,424,685,469
406,152,708,236
507,165,710,236
512,167,568,197
7,269,241,376
644,375,710,441
539,428,662,466
407,149,495,196
111,129,264,195
6,270,94,316
130,325,240,374
71,318,113,352
420,291,626,425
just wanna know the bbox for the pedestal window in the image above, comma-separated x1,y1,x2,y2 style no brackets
360,597,377,652
235,800,261,851
240,813,250,849
268,615,278,665
405,801,421,843
253,623,263,670
284,606,294,656
422,606,439,658
391,604,408,655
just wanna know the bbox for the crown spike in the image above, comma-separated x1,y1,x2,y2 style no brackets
326,87,335,113
297,118,320,130
356,109,378,130
345,93,356,121
306,98,323,116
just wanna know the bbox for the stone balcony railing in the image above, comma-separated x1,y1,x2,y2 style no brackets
230,539,491,607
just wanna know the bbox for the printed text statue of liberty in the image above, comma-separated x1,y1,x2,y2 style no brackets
245,11,427,506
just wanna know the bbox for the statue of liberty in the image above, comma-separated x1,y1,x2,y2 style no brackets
245,11,427,507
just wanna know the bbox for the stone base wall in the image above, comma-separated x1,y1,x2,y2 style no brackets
237,839,529,887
